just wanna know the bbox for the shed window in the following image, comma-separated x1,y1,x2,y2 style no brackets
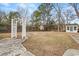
67,26,69,30
74,27,77,30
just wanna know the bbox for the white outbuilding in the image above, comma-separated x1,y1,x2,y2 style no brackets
66,24,78,33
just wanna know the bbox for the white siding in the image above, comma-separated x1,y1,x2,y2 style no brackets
66,25,78,33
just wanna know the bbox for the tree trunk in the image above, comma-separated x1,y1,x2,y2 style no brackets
58,24,59,32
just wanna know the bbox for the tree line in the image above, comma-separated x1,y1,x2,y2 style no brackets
27,3,79,31
0,3,79,32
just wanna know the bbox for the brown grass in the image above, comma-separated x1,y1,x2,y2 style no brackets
1,32,79,56
23,32,79,56
0,33,11,39
0,32,22,39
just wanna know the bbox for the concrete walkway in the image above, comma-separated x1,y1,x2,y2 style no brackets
70,33,79,44
63,49,79,56
0,38,34,56
63,33,79,56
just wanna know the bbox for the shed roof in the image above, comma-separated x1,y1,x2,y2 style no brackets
66,24,78,26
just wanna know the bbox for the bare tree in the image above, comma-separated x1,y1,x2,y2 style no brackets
0,10,6,23
70,3,79,18
52,3,62,32
16,6,29,32
63,9,76,24
17,7,29,25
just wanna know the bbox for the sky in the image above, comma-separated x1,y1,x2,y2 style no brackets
0,3,40,15
0,3,79,24
0,3,70,14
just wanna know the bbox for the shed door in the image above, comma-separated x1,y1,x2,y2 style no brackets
70,26,73,31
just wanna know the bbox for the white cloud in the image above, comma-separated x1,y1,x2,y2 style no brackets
63,6,76,14
15,3,38,15
3,8,17,14
71,18,79,24
16,3,27,8
1,3,10,7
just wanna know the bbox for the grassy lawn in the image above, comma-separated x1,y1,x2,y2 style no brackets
0,32,22,39
23,32,79,56
0,32,79,56
0,33,11,39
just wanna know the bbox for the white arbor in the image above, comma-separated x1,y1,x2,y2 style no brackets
11,18,26,39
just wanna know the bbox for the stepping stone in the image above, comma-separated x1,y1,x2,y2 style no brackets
63,49,79,56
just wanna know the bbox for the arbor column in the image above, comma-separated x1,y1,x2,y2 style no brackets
11,19,17,39
22,18,26,39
